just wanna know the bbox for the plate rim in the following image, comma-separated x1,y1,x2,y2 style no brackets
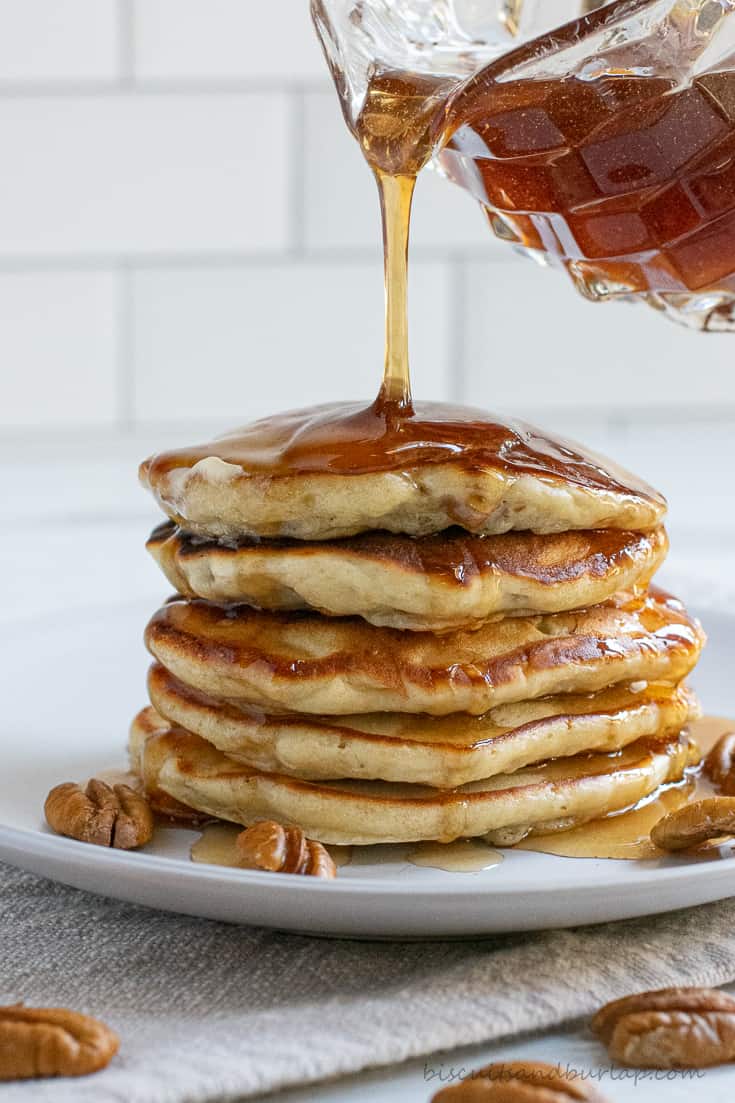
4,820,735,898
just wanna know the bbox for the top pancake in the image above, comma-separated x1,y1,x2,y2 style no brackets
139,401,666,540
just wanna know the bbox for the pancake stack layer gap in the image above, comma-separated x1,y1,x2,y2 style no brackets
134,402,705,849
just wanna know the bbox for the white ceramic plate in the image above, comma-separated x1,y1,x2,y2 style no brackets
1,598,734,939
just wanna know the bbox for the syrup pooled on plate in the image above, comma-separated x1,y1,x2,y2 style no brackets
519,716,735,861
407,839,504,872
190,826,503,874
191,822,242,867
191,822,351,869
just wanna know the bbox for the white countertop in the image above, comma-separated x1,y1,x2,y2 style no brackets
3,429,735,1103
251,992,735,1102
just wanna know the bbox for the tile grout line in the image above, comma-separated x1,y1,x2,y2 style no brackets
447,255,468,403
606,409,630,442
115,263,135,431
117,0,136,88
0,79,331,98
0,248,506,272
287,87,307,256
3,410,735,447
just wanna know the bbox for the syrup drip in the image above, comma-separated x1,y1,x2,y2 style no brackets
519,716,735,860
353,70,457,409
375,170,415,409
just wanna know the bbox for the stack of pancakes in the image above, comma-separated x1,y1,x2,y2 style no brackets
132,409,705,846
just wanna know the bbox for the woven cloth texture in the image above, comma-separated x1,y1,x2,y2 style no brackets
2,863,735,1102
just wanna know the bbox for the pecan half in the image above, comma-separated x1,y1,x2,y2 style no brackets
704,731,735,794
592,986,735,1068
236,820,336,878
0,1005,119,1081
44,779,154,850
431,1060,609,1101
650,796,735,851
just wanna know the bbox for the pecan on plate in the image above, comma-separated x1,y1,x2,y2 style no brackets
44,779,154,850
650,796,735,851
0,1005,119,1081
236,820,336,878
592,986,735,1068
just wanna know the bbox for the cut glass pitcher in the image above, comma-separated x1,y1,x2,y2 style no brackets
312,0,735,330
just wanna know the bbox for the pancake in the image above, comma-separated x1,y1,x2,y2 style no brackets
139,401,666,540
129,707,695,845
147,522,668,631
148,663,698,787
145,589,704,717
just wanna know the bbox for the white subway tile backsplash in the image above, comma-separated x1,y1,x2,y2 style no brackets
414,174,497,253
0,519,165,627
134,0,326,82
0,7,731,438
0,427,195,522
0,94,290,256
303,91,501,254
462,259,734,414
0,271,118,427
0,0,120,82
131,261,452,423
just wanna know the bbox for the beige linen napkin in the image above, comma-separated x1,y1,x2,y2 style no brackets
3,862,735,1102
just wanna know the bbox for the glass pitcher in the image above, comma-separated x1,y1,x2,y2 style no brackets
312,0,735,331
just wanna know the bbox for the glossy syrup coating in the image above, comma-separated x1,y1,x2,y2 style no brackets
143,588,705,717
139,396,666,541
141,396,663,496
